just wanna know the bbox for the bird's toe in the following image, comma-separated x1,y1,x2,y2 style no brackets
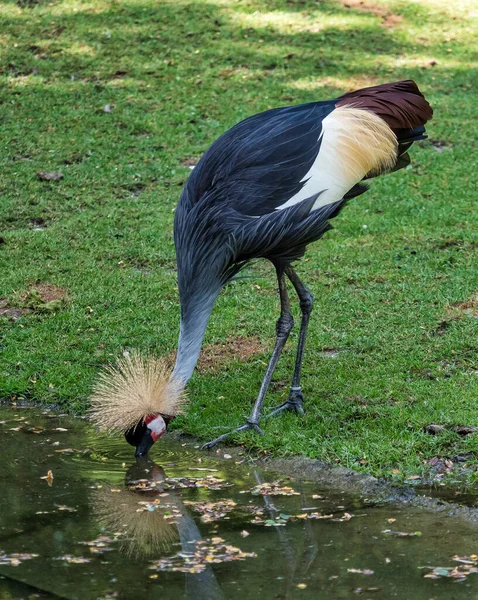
200,421,263,450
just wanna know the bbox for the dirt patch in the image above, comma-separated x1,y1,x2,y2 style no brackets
418,139,452,153
37,171,63,181
0,298,27,320
319,347,341,359
445,294,478,319
435,238,464,250
1,284,69,318
165,336,265,373
119,183,146,197
197,336,266,373
29,217,48,229
21,284,68,304
181,157,198,168
342,0,403,28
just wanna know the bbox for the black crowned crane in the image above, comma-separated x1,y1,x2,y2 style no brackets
90,80,433,456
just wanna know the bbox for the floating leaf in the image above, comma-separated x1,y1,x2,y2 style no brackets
243,480,300,496
55,504,77,512
128,475,232,493
79,536,116,554
150,537,256,573
348,568,374,575
0,552,39,567
55,555,90,564
184,499,236,523
382,530,421,537
40,470,54,486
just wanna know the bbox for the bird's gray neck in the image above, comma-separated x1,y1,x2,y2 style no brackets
172,291,219,385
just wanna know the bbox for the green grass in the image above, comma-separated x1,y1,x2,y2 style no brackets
1,0,477,482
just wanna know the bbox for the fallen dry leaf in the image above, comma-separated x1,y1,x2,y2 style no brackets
40,470,54,485
184,499,237,523
79,536,116,554
127,475,231,493
243,480,300,496
150,537,256,573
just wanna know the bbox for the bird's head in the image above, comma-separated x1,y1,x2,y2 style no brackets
125,413,174,457
89,352,186,457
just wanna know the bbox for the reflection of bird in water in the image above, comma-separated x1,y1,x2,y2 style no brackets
90,80,433,454
92,461,179,558
93,457,223,600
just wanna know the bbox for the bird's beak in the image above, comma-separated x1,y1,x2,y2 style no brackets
135,428,155,457
134,414,167,457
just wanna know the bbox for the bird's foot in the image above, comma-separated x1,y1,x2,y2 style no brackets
267,388,305,418
201,421,264,450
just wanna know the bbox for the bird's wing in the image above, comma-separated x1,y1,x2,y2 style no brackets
183,100,398,217
184,101,335,217
182,80,432,220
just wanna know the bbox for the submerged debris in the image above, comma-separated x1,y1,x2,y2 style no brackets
150,537,256,573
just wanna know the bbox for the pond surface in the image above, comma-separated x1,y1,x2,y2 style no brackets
1,406,478,599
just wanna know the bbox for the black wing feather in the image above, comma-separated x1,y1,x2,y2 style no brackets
183,101,336,216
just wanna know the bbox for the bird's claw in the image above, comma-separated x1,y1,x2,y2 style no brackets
201,421,264,450
266,389,305,418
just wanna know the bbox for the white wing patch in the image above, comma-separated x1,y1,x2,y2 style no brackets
276,106,398,211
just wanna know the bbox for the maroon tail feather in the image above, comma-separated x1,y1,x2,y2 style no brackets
336,80,433,129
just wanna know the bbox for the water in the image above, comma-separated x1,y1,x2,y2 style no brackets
1,406,478,599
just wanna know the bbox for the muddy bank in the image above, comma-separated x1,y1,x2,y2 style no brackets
172,432,478,523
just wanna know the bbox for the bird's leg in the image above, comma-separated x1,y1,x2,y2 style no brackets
201,267,293,449
267,266,313,418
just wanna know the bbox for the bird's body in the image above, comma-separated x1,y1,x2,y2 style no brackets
90,80,433,453
172,80,432,391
